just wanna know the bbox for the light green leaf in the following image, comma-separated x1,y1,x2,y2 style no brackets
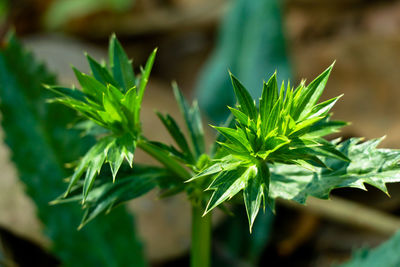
72,67,107,102
188,155,241,181
108,34,136,92
307,94,342,119
137,48,157,103
243,165,262,232
270,137,400,203
294,63,334,121
228,106,249,126
106,140,125,181
212,126,251,152
260,72,278,124
229,72,257,120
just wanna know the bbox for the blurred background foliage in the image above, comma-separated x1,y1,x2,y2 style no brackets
1,0,400,266
44,0,135,30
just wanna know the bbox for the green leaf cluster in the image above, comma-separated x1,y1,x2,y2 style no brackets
48,34,156,201
191,66,352,230
45,33,400,238
54,76,209,228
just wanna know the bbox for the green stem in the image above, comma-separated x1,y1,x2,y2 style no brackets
191,205,212,267
137,139,190,179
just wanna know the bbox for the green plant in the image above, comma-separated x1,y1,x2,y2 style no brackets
0,33,146,267
44,35,400,266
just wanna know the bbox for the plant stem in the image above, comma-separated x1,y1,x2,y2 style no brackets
191,205,211,267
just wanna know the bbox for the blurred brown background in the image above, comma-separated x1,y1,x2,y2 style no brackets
1,0,400,266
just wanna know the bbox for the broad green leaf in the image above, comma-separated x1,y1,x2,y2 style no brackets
258,136,290,160
270,138,400,203
0,32,146,266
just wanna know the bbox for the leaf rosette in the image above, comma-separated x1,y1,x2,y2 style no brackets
190,65,351,230
47,34,156,200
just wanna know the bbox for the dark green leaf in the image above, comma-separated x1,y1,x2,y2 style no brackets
156,111,194,162
172,82,205,158
72,67,107,103
0,32,146,266
86,53,118,87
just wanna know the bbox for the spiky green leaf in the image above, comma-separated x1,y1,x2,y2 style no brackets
270,138,400,203
108,33,136,92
